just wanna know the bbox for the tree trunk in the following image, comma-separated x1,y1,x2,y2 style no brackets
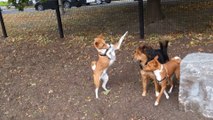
58,0,65,15
147,0,165,24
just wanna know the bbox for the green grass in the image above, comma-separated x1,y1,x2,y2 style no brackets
0,2,8,6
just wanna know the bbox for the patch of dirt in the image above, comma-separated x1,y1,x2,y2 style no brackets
145,19,185,35
0,36,212,120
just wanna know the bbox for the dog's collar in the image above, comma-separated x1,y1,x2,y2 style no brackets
139,59,149,70
139,60,144,70
157,65,168,83
142,57,152,69
154,65,167,83
139,64,143,70
145,60,149,66
99,45,111,59
156,76,167,83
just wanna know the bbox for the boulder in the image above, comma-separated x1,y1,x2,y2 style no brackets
179,53,213,118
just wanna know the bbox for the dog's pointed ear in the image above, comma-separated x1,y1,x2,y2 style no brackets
94,41,99,47
136,48,141,53
97,34,104,39
94,37,99,48
94,34,103,48
139,45,146,53
154,55,159,60
153,55,160,68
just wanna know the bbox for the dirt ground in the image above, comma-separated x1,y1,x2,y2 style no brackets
0,34,212,120
0,1,213,120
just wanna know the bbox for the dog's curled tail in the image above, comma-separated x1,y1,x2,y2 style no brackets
91,61,97,71
159,40,169,62
172,56,181,64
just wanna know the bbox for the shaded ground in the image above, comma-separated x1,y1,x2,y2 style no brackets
0,1,213,120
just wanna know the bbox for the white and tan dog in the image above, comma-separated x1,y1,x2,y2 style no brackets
91,31,128,99
144,56,181,106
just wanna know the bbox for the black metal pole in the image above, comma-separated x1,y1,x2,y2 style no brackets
0,8,8,38
138,0,144,39
55,1,64,38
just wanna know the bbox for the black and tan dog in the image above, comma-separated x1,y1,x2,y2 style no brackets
91,31,128,99
133,41,169,97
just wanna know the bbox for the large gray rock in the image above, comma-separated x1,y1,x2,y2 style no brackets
179,53,213,118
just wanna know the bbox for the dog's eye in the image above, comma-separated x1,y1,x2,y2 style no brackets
99,43,103,47
102,44,105,48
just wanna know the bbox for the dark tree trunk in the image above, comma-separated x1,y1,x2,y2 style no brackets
147,0,165,24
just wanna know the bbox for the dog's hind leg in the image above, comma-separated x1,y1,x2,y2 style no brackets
168,86,173,94
95,88,99,99
175,68,180,81
168,77,173,94
164,90,169,99
94,73,101,99
101,72,110,95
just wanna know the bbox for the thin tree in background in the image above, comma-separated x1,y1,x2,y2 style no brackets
147,0,165,24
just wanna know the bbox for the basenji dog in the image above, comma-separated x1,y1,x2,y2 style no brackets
133,41,169,97
143,55,181,106
91,31,128,99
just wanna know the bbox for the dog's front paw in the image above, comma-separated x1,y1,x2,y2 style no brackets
142,92,146,96
168,86,173,94
154,101,159,106
166,95,169,99
155,91,159,97
103,89,111,95
164,91,169,99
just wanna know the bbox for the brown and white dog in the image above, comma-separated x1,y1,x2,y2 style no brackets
91,31,128,99
143,55,181,106
133,41,169,97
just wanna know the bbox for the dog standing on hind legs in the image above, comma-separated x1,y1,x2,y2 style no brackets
91,31,128,99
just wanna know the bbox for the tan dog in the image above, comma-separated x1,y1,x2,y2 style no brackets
133,41,169,97
143,55,181,106
133,47,159,97
91,31,128,99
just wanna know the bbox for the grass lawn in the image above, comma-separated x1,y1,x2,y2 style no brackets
0,2,8,6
